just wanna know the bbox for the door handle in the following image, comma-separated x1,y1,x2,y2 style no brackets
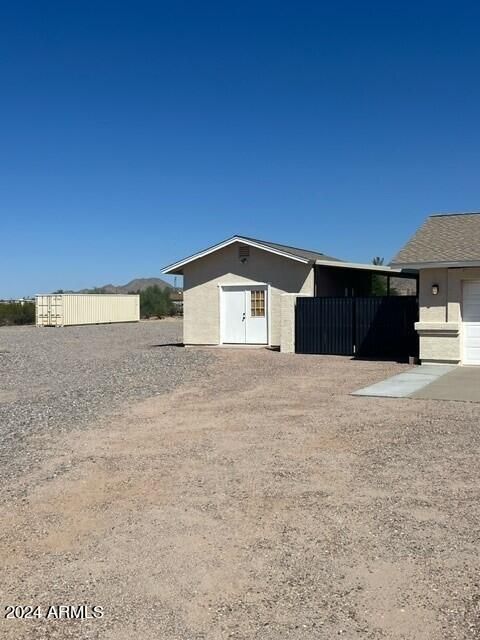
242,312,246,320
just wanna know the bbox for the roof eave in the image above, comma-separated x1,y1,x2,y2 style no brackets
163,266,185,275
315,259,415,275
390,259,480,269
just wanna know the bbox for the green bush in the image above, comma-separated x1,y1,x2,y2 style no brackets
139,286,175,318
0,302,35,326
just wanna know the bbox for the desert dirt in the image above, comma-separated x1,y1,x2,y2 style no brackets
1,333,479,639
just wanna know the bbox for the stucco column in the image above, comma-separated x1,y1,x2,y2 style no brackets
280,293,311,353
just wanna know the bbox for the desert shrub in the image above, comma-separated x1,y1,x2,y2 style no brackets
0,302,35,326
139,286,175,318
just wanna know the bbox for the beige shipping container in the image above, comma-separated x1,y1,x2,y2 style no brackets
35,294,140,327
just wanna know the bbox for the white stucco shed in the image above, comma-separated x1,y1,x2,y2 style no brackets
164,235,411,352
163,236,326,347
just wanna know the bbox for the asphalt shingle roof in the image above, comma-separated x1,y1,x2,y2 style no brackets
162,235,342,274
392,212,480,265
240,236,341,262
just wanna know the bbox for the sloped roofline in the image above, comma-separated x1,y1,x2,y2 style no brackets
430,211,480,217
162,236,312,274
390,259,480,269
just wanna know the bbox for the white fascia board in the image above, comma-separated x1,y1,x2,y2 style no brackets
390,260,480,269
162,236,310,274
315,259,405,273
217,282,269,287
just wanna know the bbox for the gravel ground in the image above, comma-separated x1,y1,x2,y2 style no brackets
0,334,479,639
0,319,211,485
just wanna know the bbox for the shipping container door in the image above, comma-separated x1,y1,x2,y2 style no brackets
48,295,63,326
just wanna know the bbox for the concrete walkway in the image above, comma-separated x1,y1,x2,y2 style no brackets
352,365,456,399
411,366,480,402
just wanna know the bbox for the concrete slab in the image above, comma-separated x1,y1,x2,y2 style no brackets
398,364,455,376
352,365,456,399
411,366,480,402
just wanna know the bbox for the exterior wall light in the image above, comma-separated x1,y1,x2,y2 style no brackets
431,284,439,296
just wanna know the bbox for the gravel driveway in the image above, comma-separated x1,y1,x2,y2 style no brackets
0,328,479,639
0,319,211,485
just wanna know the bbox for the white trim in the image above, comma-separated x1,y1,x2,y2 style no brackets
219,285,223,346
462,279,480,365
216,281,269,287
162,236,310,274
391,260,480,270
218,283,270,346
315,259,407,273
267,283,272,347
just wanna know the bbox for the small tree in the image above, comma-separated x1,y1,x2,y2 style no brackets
371,257,388,296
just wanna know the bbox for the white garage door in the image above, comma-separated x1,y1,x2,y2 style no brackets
463,281,480,365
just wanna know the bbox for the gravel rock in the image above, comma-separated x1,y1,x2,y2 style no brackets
1,330,479,639
0,319,211,485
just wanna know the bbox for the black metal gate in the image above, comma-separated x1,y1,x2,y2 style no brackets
295,296,418,359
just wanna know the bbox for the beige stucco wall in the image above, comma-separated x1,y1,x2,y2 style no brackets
417,267,480,363
182,243,314,346
280,293,315,353
418,268,448,323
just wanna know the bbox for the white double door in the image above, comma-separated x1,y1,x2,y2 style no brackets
463,281,480,365
222,286,268,344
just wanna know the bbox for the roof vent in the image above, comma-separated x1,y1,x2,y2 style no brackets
238,245,250,258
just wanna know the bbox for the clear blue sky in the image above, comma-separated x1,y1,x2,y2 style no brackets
2,1,480,297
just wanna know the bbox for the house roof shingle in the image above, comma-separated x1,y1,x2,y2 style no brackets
391,212,480,266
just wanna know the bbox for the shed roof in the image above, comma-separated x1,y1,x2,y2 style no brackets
239,236,342,263
162,235,341,275
391,212,480,267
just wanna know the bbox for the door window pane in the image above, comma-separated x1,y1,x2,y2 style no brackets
251,290,265,317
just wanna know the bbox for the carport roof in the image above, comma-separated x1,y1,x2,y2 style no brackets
392,212,480,268
162,235,342,274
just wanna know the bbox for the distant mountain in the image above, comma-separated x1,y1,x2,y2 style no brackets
78,278,175,294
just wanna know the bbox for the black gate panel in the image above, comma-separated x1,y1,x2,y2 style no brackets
355,296,418,358
295,297,354,355
295,296,418,360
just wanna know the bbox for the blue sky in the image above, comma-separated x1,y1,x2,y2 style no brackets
2,1,480,297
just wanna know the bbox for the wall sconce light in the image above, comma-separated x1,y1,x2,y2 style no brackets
431,284,439,296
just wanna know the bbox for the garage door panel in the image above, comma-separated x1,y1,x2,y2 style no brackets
464,335,480,348
464,305,480,321
463,281,480,364
465,349,480,365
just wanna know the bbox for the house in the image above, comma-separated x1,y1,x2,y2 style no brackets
391,212,480,365
163,235,411,350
